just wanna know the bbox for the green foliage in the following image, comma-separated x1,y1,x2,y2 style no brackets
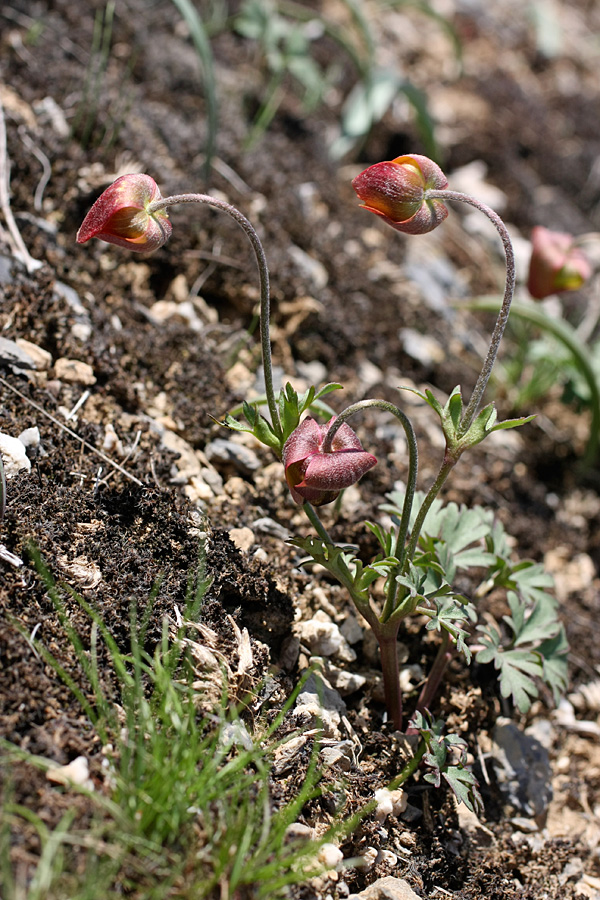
223,381,342,453
168,0,219,174
290,533,397,610
71,1,134,151
295,487,567,722
476,593,568,713
468,297,600,466
1,548,344,898
228,0,459,155
380,491,568,711
411,712,483,815
402,384,535,460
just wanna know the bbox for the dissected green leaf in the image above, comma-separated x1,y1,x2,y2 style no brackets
289,534,395,604
425,596,476,662
538,626,569,704
505,591,559,647
441,766,484,814
412,712,483,813
476,625,544,713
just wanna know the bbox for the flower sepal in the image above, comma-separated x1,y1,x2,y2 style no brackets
403,384,535,460
222,402,282,453
222,382,344,456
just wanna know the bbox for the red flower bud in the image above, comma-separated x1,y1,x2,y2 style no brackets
352,154,449,235
77,174,172,252
527,226,592,300
283,416,377,507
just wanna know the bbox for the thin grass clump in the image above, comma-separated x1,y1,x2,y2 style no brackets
1,545,346,900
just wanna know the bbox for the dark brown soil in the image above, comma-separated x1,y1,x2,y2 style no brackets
2,1,600,898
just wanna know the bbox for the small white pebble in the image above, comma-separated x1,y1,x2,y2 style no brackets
0,432,31,477
373,787,407,822
317,842,343,870
46,756,94,790
360,846,378,870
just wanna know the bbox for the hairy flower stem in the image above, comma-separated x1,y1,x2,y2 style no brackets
148,194,281,437
302,501,333,543
403,454,456,571
322,399,418,560
427,190,516,435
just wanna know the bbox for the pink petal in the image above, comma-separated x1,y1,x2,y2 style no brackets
302,449,377,491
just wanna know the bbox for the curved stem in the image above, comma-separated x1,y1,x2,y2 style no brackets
470,297,600,466
148,193,281,437
403,453,456,571
427,189,516,435
321,399,419,622
322,399,418,557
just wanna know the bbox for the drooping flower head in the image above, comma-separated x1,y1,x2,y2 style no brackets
283,416,377,507
77,174,172,252
527,226,592,300
352,154,449,235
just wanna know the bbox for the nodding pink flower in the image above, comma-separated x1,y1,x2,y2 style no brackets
352,154,449,235
283,416,377,507
77,174,172,252
527,226,592,300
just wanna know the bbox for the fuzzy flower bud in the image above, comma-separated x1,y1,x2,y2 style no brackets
77,174,172,252
352,154,449,235
527,226,592,300
283,416,377,507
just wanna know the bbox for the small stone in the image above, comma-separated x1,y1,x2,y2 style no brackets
348,876,422,900
204,438,261,476
252,516,290,541
319,660,366,696
285,822,314,843
273,735,309,776
58,554,102,589
0,432,31,477
320,740,355,771
317,843,343,871
292,672,346,738
0,337,36,370
340,613,364,645
103,423,125,457
16,338,52,369
288,244,328,289
226,360,255,393
46,756,94,790
228,526,255,553
18,426,41,450
299,617,356,661
358,847,378,871
54,358,96,385
373,788,408,823
399,328,445,366
279,635,300,670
